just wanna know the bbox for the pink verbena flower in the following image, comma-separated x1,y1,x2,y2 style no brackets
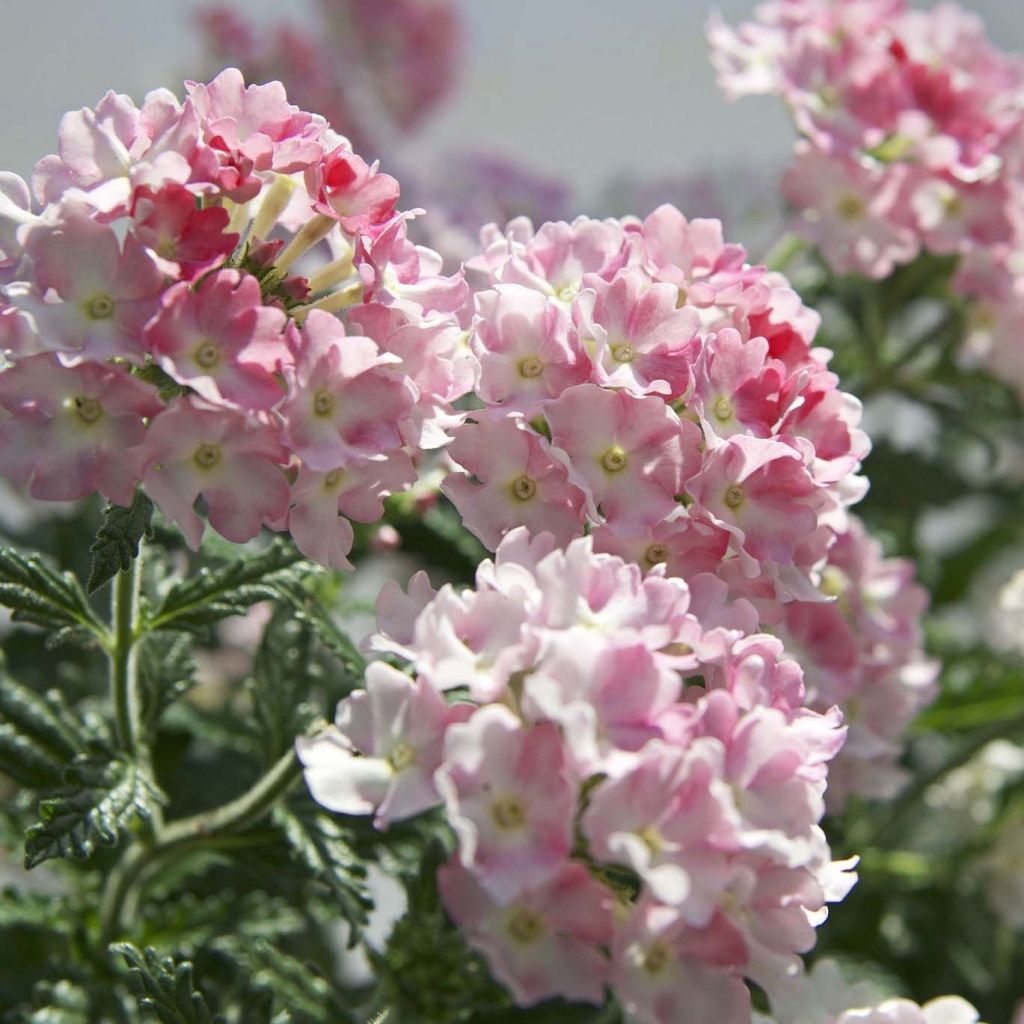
279,309,411,471
439,860,612,1007
441,415,585,549
0,354,160,505
146,270,289,410
544,384,700,532
297,661,470,828
307,146,401,234
435,705,576,903
16,199,163,361
137,397,288,549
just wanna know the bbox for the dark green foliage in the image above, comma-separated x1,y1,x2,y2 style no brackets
137,632,198,729
274,805,371,943
87,491,155,594
24,760,163,868
147,540,306,632
0,671,90,788
113,943,223,1024
0,546,104,639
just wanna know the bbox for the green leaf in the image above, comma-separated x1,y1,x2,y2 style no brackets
0,673,88,788
24,760,163,868
274,806,371,943
18,979,92,1024
86,491,154,594
270,578,366,683
133,362,192,402
209,936,354,1023
0,547,106,639
148,540,306,633
137,632,197,727
250,609,319,761
113,943,223,1024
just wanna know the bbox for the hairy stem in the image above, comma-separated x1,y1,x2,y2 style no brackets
99,749,301,944
109,556,143,756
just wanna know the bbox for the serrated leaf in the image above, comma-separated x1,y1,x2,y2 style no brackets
24,761,163,868
133,363,193,402
113,943,223,1024
0,889,75,935
269,579,366,683
209,937,353,1023
250,609,319,761
86,490,154,594
0,548,106,638
148,541,306,633
137,632,197,727
274,807,371,943
0,674,88,789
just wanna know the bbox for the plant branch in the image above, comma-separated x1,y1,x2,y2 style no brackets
109,555,143,756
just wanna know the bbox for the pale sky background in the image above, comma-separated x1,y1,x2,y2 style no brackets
1,0,1022,197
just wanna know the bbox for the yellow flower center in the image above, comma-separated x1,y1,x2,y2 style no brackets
490,794,527,831
723,483,745,510
86,293,116,320
712,395,734,423
72,395,103,424
194,340,221,370
610,342,635,363
313,390,335,417
323,468,344,490
643,543,668,567
601,446,628,474
518,355,545,379
642,941,673,976
510,475,537,502
836,193,865,221
193,443,222,470
505,906,546,945
387,741,416,773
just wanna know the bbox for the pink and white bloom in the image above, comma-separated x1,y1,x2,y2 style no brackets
137,397,289,549
435,705,576,904
0,354,161,505
146,270,289,409
297,661,470,828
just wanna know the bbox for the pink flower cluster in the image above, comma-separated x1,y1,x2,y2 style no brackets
775,516,938,809
0,70,471,570
447,206,869,617
299,529,858,1021
709,0,1024,394
198,0,461,153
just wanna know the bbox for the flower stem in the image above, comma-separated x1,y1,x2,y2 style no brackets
109,556,143,756
98,749,301,944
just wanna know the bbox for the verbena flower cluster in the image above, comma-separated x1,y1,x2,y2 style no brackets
452,207,870,609
709,0,1024,394
0,69,472,570
300,528,858,1022
776,515,938,809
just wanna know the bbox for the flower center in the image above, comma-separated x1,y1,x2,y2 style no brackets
723,483,745,510
712,395,734,423
639,825,662,855
193,443,222,470
510,475,537,502
387,741,416,773
505,906,546,945
518,355,545,379
643,543,668,567
72,395,103,424
601,445,628,473
610,342,635,363
642,941,673,976
836,193,865,221
490,794,527,831
313,389,335,417
194,340,221,370
323,468,344,489
86,293,116,320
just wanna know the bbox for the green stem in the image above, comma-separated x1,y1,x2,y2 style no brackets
109,556,143,756
98,749,301,944
762,232,807,273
